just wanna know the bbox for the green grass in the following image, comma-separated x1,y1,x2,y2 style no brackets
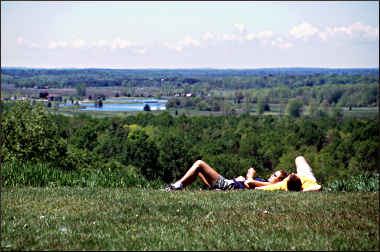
2,187,378,250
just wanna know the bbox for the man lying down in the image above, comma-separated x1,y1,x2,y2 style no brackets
162,156,322,192
255,156,322,192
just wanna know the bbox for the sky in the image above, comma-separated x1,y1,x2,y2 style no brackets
1,1,379,69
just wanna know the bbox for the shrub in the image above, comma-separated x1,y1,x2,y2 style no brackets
1,102,67,166
326,173,379,192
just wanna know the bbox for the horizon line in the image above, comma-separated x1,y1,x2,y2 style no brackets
2,66,379,70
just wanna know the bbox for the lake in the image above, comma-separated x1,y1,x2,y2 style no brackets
59,98,167,111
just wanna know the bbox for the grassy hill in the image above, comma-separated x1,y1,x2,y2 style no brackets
2,187,378,250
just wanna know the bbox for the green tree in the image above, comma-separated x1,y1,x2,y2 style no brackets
2,102,67,166
125,127,159,180
157,129,199,183
143,104,151,111
76,83,87,97
257,98,270,115
286,99,303,118
329,104,344,119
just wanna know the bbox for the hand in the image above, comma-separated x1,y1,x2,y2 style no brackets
244,178,255,189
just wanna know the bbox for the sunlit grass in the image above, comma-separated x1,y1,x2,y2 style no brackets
2,187,378,250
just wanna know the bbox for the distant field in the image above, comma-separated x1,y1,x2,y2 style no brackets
1,187,378,251
342,106,379,118
55,105,378,119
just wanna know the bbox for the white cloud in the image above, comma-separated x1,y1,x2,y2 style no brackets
202,26,274,44
257,30,274,39
221,33,237,41
326,22,379,40
164,42,183,52
246,30,274,40
201,32,237,42
202,32,216,41
48,40,69,49
72,39,86,49
48,39,84,49
289,21,379,42
290,22,319,40
110,38,136,49
271,37,293,49
16,36,41,48
181,35,201,47
91,40,108,48
46,38,138,50
164,35,201,52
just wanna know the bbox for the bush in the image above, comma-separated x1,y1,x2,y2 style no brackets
1,102,67,166
326,173,379,192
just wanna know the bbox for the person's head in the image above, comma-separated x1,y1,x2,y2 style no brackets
268,170,288,183
287,173,302,191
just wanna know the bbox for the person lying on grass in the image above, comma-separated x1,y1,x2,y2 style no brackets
255,156,322,192
161,159,289,191
161,156,322,192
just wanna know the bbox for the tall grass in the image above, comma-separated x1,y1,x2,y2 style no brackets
2,161,378,192
1,161,156,188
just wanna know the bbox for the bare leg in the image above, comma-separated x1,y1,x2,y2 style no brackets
295,156,316,181
295,156,322,191
198,172,211,187
178,160,220,188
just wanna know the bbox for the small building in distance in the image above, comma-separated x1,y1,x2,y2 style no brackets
47,94,63,102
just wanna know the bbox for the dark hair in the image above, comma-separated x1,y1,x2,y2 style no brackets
278,170,288,181
287,174,302,191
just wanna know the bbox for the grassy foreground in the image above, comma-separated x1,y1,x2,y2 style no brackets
1,187,379,251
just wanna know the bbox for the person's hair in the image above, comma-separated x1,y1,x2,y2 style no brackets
287,174,302,191
278,170,289,181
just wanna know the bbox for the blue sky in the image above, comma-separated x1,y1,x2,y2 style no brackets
1,1,379,69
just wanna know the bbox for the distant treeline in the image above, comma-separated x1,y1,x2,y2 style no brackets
2,101,378,188
2,67,378,90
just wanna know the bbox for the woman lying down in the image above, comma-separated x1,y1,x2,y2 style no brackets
161,156,322,192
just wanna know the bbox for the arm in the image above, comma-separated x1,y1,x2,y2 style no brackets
254,180,288,191
244,178,273,189
254,184,276,190
246,168,256,179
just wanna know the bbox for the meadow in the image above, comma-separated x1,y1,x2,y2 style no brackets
1,187,379,251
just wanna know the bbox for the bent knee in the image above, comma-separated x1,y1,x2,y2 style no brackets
195,160,205,166
295,156,306,164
